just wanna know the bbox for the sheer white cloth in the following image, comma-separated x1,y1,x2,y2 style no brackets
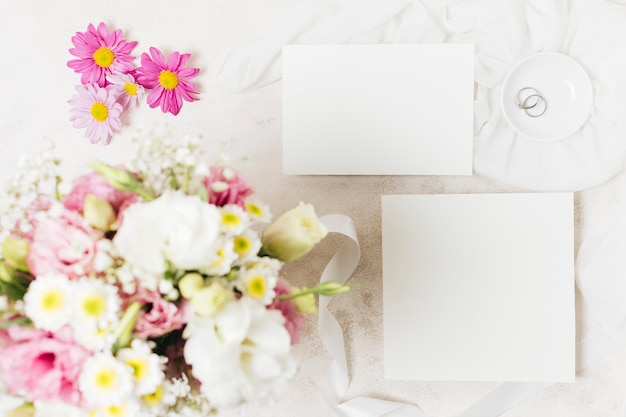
214,0,626,192
215,2,626,415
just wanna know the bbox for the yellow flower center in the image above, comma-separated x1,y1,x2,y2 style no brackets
222,213,240,228
246,276,266,298
41,290,64,312
158,70,179,89
125,357,148,380
105,405,124,417
91,102,109,122
210,248,226,268
246,202,263,217
123,82,137,96
93,47,115,68
142,385,164,406
81,295,106,318
94,369,116,390
233,236,250,254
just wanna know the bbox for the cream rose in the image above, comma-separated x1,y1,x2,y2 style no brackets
113,190,221,275
261,202,327,262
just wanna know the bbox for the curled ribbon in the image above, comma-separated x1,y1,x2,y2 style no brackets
319,215,428,417
318,214,621,417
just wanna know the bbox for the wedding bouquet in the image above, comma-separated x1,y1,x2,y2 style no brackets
0,132,349,417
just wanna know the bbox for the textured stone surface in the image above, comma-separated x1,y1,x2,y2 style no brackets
1,1,625,416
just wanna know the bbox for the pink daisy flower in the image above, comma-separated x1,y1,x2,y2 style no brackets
67,22,138,87
106,72,145,110
68,84,123,145
135,47,199,115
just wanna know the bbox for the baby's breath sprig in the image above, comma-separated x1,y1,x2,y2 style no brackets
124,128,209,198
0,143,61,241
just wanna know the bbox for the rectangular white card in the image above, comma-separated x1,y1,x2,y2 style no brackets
382,193,575,382
282,44,474,175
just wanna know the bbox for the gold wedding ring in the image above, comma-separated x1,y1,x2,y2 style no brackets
515,87,547,117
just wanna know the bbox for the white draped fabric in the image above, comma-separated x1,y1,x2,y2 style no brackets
215,0,626,192
214,1,626,415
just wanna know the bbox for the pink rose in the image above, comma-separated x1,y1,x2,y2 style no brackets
27,210,101,279
204,166,253,208
268,278,305,345
134,290,191,338
0,325,90,406
63,169,138,213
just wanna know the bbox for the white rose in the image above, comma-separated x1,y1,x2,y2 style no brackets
261,202,327,262
183,297,296,408
114,190,221,275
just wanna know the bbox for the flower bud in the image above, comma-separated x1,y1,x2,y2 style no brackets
0,262,13,283
261,202,327,263
112,301,142,353
1,236,30,272
90,162,153,200
178,272,204,299
6,404,34,417
293,290,317,315
83,194,116,231
190,280,233,317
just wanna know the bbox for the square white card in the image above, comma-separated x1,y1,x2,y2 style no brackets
382,193,575,382
282,44,474,175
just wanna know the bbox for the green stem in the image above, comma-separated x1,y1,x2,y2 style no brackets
55,176,63,201
184,166,192,193
169,168,180,190
277,288,316,301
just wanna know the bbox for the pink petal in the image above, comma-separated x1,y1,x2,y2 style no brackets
148,47,166,68
177,67,199,79
146,88,165,108
167,51,182,70
178,53,192,67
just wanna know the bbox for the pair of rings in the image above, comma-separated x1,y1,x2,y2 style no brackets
515,87,547,117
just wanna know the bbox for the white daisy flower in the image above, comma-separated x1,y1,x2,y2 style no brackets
236,266,278,305
201,239,237,276
232,230,262,265
71,277,121,330
79,353,134,407
73,324,117,352
244,198,272,223
140,383,174,414
219,204,249,235
246,256,283,275
23,273,73,331
116,340,166,396
89,398,140,417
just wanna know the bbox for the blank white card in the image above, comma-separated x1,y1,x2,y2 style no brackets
282,44,474,175
382,193,575,382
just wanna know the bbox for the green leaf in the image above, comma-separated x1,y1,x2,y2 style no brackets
0,316,32,329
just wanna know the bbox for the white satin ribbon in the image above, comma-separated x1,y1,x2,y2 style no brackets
319,215,428,417
319,214,622,417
